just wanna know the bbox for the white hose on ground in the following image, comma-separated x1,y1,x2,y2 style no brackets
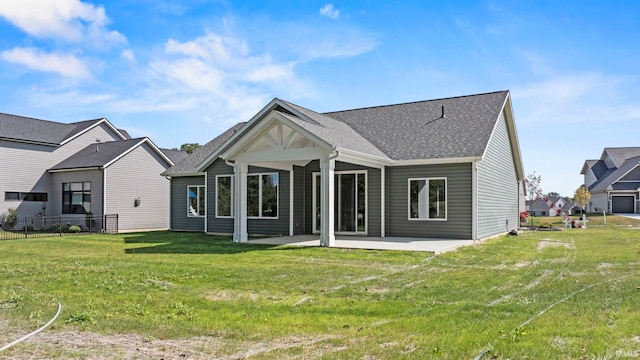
473,271,640,360
0,301,62,352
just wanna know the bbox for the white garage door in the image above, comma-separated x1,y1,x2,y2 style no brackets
612,196,635,213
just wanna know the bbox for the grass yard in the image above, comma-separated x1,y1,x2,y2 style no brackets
1,217,640,359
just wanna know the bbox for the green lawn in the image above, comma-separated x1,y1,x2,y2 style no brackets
1,220,640,359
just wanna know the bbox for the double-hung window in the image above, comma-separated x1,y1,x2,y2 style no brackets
216,175,233,218
408,177,447,220
247,173,278,218
187,185,205,217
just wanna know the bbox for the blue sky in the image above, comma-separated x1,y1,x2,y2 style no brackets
1,1,639,197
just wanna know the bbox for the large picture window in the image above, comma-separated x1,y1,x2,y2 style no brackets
216,175,233,218
188,185,205,217
247,173,278,218
63,182,91,214
408,177,447,220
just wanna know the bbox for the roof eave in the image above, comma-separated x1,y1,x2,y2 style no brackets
0,137,60,147
161,171,206,178
48,166,102,173
389,156,482,166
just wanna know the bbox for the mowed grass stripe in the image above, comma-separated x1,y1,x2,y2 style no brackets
1,217,639,359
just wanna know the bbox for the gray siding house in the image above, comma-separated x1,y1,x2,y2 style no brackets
581,147,640,213
0,113,183,231
164,90,525,245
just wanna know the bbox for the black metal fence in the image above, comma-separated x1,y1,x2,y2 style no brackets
0,214,118,240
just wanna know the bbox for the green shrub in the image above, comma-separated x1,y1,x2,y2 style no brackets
4,208,17,229
47,224,61,233
68,225,82,233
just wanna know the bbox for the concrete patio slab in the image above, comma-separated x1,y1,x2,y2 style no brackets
248,235,477,253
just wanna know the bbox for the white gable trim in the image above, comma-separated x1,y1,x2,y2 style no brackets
104,138,174,168
480,92,524,181
196,98,328,172
220,111,334,162
60,118,129,146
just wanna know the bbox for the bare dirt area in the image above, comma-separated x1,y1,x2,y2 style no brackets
0,326,340,360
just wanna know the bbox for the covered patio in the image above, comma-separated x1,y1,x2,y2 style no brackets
248,235,477,254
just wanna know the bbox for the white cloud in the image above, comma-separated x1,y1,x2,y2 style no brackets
0,0,125,48
120,49,136,63
1,47,90,79
320,3,340,20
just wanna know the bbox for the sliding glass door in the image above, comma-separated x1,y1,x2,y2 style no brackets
313,171,367,234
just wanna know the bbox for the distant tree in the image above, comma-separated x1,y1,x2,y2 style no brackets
180,143,202,155
525,172,543,225
574,185,591,214
546,191,560,198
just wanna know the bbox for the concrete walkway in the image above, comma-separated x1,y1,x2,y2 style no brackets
248,235,477,253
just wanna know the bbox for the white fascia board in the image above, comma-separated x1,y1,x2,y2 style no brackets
480,91,525,181
60,118,128,146
220,110,334,161
195,98,285,172
335,149,390,169
389,156,481,167
103,138,174,169
610,162,640,186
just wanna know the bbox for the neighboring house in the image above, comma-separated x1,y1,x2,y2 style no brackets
526,197,576,216
163,90,525,246
0,113,183,231
581,147,640,214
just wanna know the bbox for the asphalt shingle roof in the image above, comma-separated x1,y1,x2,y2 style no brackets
590,155,640,192
50,138,147,170
325,90,509,160
0,113,115,145
161,148,189,164
167,90,512,175
276,100,390,159
163,123,246,175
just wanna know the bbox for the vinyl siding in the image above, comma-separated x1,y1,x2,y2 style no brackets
203,160,291,235
386,163,472,239
303,160,381,236
170,176,205,231
476,110,519,239
206,159,234,234
0,124,123,217
50,169,104,224
246,165,290,236
589,192,608,213
104,143,171,231
293,165,305,235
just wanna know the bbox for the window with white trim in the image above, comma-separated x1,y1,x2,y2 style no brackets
247,173,278,218
187,185,205,217
216,175,233,218
408,177,447,220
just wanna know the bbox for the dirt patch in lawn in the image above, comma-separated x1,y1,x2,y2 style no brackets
537,238,575,251
0,326,340,360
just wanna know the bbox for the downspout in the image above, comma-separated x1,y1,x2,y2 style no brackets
204,171,208,233
472,161,478,241
102,167,107,231
290,168,294,236
381,166,385,238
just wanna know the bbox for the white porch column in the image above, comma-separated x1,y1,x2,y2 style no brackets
320,158,335,247
233,162,248,242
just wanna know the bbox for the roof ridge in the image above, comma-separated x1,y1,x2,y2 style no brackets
323,90,509,114
0,112,73,126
